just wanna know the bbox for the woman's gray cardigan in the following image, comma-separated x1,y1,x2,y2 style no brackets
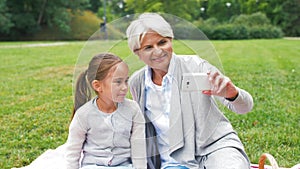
129,55,253,169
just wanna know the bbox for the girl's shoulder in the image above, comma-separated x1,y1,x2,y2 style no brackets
118,99,144,123
121,98,139,108
75,99,97,117
119,99,141,112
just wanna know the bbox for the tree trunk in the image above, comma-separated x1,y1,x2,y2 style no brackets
37,0,47,26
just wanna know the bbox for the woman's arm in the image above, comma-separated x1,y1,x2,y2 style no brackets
217,87,254,114
197,57,254,114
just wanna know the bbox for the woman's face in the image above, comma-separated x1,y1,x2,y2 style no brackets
135,32,173,72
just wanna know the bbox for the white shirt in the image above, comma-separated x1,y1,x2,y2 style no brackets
144,55,180,168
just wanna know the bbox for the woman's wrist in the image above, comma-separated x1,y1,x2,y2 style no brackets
225,92,239,101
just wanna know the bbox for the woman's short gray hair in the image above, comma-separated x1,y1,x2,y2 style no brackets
126,13,174,52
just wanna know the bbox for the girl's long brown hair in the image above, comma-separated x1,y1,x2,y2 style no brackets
71,53,122,120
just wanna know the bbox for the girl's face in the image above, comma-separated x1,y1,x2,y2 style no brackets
135,31,173,72
101,62,129,103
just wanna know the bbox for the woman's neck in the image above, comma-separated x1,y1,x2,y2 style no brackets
96,97,117,114
151,69,167,86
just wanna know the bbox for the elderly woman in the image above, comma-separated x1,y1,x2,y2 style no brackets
126,13,253,169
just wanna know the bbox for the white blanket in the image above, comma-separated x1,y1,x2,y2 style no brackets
12,144,68,169
12,145,300,169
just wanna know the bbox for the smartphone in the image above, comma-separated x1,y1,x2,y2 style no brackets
181,73,212,91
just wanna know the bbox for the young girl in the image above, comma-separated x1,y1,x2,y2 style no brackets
65,53,147,169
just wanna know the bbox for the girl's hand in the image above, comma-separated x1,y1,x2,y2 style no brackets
202,71,238,100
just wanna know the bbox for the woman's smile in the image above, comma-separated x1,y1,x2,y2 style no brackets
151,54,167,63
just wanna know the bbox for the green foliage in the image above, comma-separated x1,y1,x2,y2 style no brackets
248,26,283,39
0,0,89,39
241,0,300,36
280,0,300,36
231,12,271,26
0,0,13,34
86,0,102,13
201,0,299,37
206,0,242,21
125,0,201,21
202,24,283,40
204,18,219,26
68,10,102,40
97,0,127,22
1,0,299,39
18,10,124,41
199,13,283,40
173,24,205,40
208,24,249,40
28,10,101,40
241,0,269,14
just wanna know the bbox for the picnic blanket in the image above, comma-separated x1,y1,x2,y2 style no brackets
11,144,67,169
12,144,299,169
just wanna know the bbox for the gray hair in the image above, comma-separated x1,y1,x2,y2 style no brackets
126,13,174,52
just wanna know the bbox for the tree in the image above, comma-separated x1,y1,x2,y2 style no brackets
240,0,269,14
206,0,243,22
278,0,300,36
204,0,299,36
97,0,128,22
241,0,300,36
0,0,13,34
87,0,102,13
125,0,201,21
2,0,89,39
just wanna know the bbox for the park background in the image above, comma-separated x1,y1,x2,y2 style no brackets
1,0,300,40
0,0,299,168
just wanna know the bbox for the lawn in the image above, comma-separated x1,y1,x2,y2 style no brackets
0,39,299,168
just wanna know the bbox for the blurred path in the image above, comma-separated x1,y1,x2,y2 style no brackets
0,42,68,48
283,37,300,40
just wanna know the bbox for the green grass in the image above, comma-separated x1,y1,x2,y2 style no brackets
0,39,299,168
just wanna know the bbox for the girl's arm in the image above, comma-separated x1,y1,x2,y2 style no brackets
65,113,86,169
130,103,147,169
